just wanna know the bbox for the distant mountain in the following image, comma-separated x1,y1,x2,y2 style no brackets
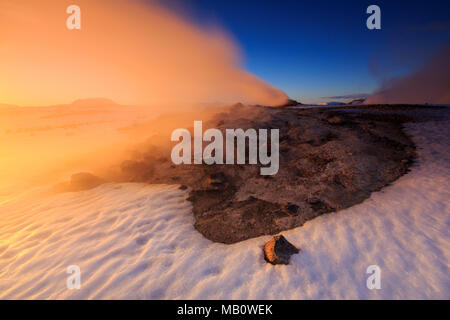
70,98,119,108
0,99,119,109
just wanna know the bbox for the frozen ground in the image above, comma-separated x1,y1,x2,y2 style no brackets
0,119,449,299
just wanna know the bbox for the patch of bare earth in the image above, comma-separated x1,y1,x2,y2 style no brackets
112,104,427,244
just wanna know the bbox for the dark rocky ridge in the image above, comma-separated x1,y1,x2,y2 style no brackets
116,104,421,244
54,172,105,192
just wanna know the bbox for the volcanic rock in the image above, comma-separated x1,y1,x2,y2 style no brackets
116,104,419,244
54,172,105,192
263,235,300,265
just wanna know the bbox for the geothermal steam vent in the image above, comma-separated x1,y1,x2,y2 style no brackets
119,104,416,244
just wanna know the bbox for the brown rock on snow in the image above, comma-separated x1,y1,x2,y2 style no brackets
263,235,300,265
54,172,105,192
115,104,424,244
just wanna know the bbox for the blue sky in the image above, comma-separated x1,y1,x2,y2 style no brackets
156,0,450,103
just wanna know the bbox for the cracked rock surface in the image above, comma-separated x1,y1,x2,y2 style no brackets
117,104,421,244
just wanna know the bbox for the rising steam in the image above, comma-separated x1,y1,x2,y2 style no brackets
366,43,450,105
0,0,289,193
0,0,287,107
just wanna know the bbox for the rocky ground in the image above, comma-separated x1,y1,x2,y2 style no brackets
102,104,444,244
7,106,449,298
57,104,448,244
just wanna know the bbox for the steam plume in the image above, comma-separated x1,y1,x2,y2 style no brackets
0,0,287,107
366,43,450,105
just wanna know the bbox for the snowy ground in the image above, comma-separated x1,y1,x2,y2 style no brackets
0,119,449,299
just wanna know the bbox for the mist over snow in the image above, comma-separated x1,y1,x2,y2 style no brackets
0,113,449,299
